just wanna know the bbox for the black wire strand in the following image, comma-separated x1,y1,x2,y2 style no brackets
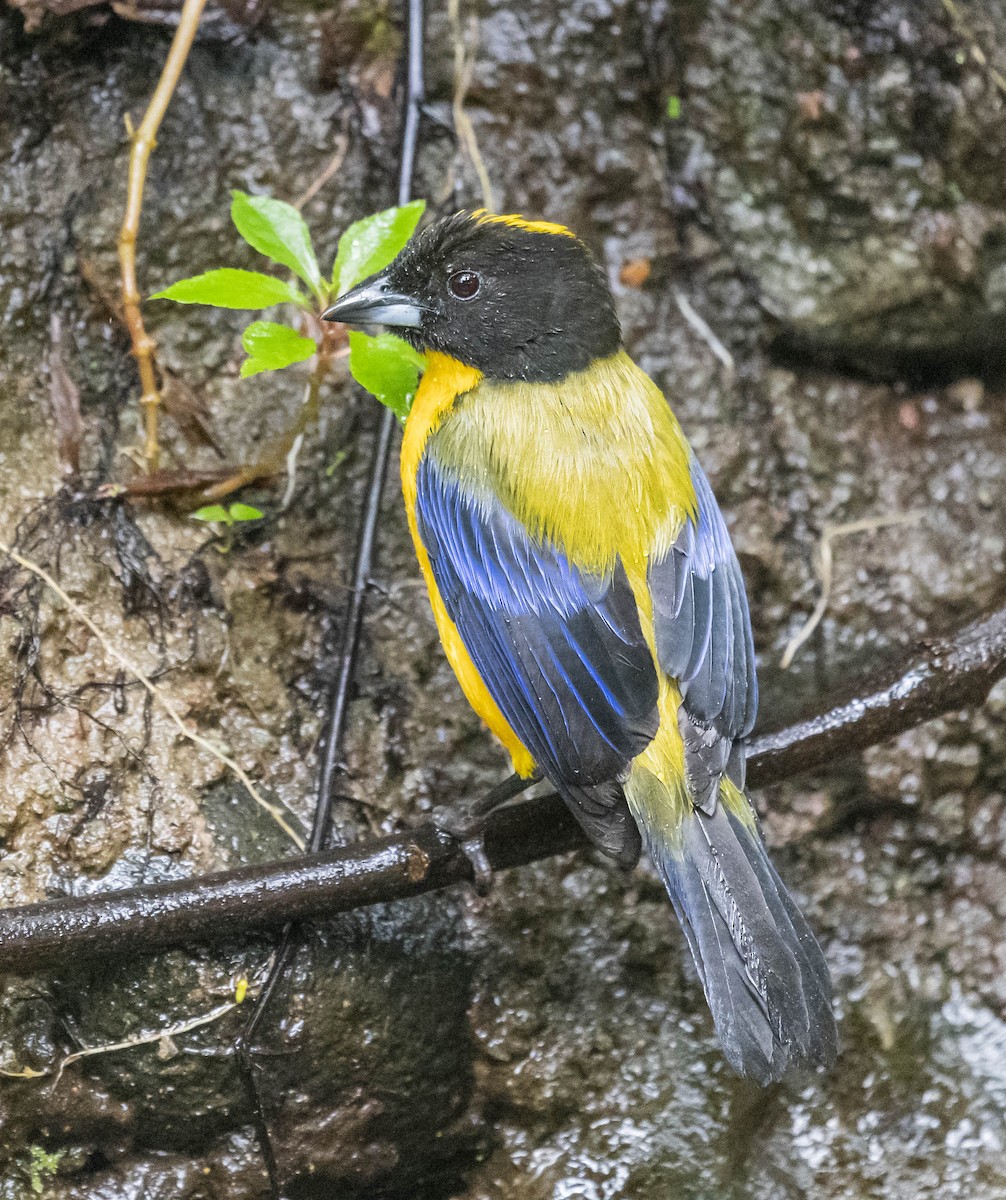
235,5,426,1193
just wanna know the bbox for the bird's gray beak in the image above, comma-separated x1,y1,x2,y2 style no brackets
322,274,424,329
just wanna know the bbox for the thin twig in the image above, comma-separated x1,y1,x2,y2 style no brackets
780,512,926,669
293,132,350,211
51,999,238,1090
0,541,304,850
673,287,735,383
448,0,495,210
118,0,209,472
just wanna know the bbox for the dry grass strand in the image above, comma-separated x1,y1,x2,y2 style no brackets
0,541,305,849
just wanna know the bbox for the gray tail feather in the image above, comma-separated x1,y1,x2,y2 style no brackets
647,803,837,1084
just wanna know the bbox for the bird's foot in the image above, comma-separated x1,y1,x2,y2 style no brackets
430,803,495,894
429,773,537,896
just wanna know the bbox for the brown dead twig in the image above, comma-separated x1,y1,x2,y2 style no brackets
79,258,223,461
293,132,351,211
0,599,1004,976
118,0,209,473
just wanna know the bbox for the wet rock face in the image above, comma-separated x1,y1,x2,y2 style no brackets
1,0,1006,1196
0,7,480,1197
691,0,1006,385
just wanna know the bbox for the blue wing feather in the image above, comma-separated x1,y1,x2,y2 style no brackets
415,456,659,796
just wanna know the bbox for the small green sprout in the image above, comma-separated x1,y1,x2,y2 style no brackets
666,95,682,119
152,192,427,421
192,502,264,551
192,502,264,526
326,447,349,478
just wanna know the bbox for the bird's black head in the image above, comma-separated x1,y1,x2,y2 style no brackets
323,210,621,382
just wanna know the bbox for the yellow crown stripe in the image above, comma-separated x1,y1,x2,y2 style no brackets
471,209,576,239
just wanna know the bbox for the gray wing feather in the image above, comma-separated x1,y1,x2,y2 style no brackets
650,458,758,810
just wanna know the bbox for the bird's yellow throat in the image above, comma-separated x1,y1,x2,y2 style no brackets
415,349,698,577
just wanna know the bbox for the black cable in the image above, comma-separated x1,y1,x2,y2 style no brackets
310,0,425,854
235,5,426,1194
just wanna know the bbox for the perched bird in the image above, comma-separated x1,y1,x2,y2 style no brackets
324,210,837,1084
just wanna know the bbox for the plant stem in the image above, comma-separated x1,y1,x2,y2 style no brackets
198,333,343,503
118,0,209,472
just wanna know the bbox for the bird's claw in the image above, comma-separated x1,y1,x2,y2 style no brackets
429,775,536,897
461,836,493,895
430,804,494,894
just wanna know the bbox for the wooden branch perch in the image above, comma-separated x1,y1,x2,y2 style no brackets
0,603,1003,976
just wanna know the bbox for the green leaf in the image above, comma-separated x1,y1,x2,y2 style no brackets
240,321,317,378
228,503,263,522
231,191,322,297
333,200,426,294
191,505,230,524
348,331,425,423
151,269,303,309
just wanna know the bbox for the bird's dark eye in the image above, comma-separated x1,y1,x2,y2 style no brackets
448,270,480,300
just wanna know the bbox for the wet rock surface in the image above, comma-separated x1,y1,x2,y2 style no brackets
1,0,1005,1196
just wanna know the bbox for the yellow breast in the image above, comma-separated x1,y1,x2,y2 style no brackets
399,349,699,784
401,352,537,777
427,350,697,575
